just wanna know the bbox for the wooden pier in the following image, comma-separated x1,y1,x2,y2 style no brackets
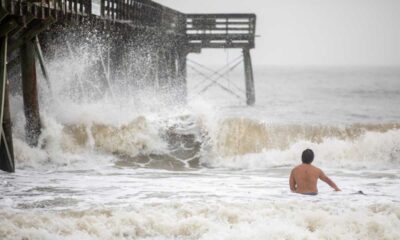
0,0,256,172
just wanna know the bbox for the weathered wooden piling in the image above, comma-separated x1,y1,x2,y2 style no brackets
157,50,169,91
149,52,159,89
0,80,15,172
110,33,126,82
177,50,188,103
0,37,7,133
243,48,255,106
0,35,15,172
20,40,42,147
167,49,177,88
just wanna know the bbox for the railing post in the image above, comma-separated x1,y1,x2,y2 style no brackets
20,39,42,147
100,0,105,17
85,0,92,16
243,47,255,106
1,1,8,12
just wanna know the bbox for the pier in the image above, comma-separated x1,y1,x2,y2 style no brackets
0,0,256,172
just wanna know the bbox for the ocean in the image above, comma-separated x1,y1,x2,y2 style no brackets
1,49,400,239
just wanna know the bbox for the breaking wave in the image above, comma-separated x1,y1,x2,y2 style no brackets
12,109,400,170
1,201,399,240
211,119,400,169
7,32,400,171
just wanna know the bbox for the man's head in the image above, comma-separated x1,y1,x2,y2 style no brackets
301,149,314,164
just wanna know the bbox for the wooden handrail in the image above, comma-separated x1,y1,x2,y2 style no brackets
100,0,185,33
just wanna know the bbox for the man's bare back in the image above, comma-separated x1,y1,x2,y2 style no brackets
290,149,340,195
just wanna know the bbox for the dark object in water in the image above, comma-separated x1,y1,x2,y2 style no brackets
351,190,366,195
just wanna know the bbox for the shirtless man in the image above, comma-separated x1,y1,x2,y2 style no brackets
289,149,341,195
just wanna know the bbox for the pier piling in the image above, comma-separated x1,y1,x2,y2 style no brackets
20,40,42,147
177,50,188,103
167,49,177,89
0,35,15,172
243,48,255,106
158,50,169,91
0,80,15,172
149,52,159,90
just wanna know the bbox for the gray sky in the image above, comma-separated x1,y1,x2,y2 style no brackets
156,0,400,66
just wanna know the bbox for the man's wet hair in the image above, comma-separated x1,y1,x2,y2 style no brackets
302,149,314,164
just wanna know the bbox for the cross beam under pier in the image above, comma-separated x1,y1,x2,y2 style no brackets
185,14,257,105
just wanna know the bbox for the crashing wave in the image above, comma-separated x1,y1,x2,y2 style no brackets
13,114,400,170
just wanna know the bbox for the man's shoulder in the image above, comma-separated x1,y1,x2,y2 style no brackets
291,165,303,173
310,165,323,175
292,165,301,170
311,165,322,171
294,164,322,172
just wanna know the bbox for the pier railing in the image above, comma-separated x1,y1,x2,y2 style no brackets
186,14,256,49
1,0,92,19
1,1,186,33
100,0,185,32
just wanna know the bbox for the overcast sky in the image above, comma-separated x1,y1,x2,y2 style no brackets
155,0,400,66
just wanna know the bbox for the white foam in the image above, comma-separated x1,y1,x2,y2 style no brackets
206,129,400,170
11,95,400,171
4,30,400,240
0,201,399,240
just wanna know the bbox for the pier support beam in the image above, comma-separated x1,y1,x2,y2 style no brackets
33,36,52,93
177,50,188,103
149,52,159,90
243,48,255,106
1,81,15,173
110,36,125,82
157,50,168,91
165,50,176,91
0,35,15,172
20,40,41,147
169,50,177,85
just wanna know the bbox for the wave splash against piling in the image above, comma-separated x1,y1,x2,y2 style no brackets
9,31,400,171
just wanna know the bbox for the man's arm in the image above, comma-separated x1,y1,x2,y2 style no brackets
289,169,296,192
319,170,341,191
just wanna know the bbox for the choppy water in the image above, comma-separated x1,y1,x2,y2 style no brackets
1,50,400,240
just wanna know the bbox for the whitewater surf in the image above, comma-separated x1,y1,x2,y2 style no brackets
1,34,400,239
